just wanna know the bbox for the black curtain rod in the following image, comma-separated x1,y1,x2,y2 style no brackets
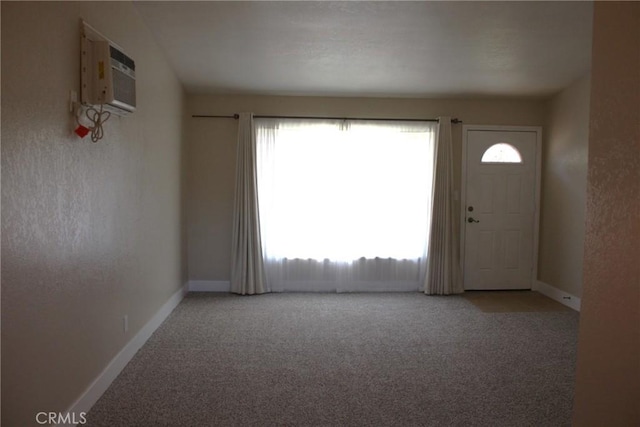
192,114,462,124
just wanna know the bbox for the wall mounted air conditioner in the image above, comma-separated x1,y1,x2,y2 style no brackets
80,21,136,116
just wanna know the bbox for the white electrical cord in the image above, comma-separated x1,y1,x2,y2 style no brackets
85,104,111,143
75,103,111,143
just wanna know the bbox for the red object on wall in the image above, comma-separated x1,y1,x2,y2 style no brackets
74,125,90,138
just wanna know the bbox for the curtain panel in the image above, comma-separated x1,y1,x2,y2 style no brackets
230,113,267,295
254,118,437,292
424,117,463,295
229,115,461,294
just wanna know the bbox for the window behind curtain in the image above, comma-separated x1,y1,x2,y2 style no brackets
255,118,437,292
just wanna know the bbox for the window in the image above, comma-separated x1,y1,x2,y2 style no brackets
481,143,522,163
255,119,436,264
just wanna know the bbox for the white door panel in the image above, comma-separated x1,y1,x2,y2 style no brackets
463,129,539,290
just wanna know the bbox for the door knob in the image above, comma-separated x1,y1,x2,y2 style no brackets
467,217,479,223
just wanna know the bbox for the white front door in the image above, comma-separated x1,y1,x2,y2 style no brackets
462,128,540,290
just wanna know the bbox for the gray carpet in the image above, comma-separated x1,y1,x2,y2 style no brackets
86,293,579,426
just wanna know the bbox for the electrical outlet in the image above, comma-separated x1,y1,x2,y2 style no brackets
123,315,128,333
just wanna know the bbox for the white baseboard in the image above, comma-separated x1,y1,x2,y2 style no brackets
62,284,187,426
533,280,581,311
188,280,231,292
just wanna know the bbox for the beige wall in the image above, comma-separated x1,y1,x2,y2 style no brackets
538,74,590,297
187,94,546,281
1,2,186,426
573,2,640,425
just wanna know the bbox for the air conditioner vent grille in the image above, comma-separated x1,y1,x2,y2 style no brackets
110,45,135,71
112,68,136,109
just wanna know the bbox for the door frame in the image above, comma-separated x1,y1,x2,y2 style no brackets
460,125,543,290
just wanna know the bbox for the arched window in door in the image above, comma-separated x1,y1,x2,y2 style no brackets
481,143,523,163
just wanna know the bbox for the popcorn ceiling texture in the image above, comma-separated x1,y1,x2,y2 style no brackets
1,2,186,426
573,2,640,425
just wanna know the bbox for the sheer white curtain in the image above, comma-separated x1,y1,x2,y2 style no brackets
424,117,463,295
255,118,437,292
230,113,267,295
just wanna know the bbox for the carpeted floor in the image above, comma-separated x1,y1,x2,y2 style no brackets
86,292,579,426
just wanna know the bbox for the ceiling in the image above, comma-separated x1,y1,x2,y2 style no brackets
133,1,593,98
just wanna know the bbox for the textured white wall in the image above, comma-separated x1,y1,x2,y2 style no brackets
573,3,640,425
1,2,186,425
538,74,591,297
186,94,546,282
